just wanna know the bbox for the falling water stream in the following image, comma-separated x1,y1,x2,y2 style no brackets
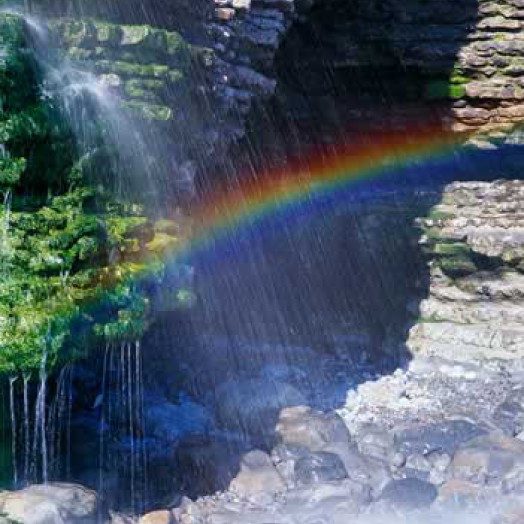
0,5,168,506
0,2,412,513
97,342,148,513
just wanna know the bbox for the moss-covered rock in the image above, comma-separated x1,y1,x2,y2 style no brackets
0,12,191,376
424,79,467,100
47,18,191,121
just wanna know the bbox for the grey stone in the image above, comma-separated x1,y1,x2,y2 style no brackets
450,433,524,487
394,420,487,456
378,478,438,511
294,452,348,486
229,450,286,498
0,484,99,524
276,406,352,452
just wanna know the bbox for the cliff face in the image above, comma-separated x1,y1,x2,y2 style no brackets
35,0,524,170
409,181,524,361
267,0,524,141
38,0,300,177
3,0,521,374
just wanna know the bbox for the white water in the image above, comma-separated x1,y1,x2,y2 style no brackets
47,365,73,480
31,344,48,483
1,189,12,275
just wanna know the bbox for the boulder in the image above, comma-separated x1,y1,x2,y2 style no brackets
450,433,524,488
276,406,352,451
356,425,394,461
437,479,486,507
229,450,286,499
0,483,99,524
394,420,487,456
326,443,391,495
280,479,372,520
139,510,174,524
294,451,348,486
377,478,438,511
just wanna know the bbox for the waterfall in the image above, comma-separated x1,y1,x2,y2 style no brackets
1,189,11,275
9,377,18,487
98,345,110,497
97,341,147,513
127,343,136,513
31,344,48,483
6,363,76,487
65,365,74,479
47,365,73,480
23,374,30,484
18,9,171,204
136,341,148,511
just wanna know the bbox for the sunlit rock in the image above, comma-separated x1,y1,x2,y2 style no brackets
229,450,286,500
0,483,99,524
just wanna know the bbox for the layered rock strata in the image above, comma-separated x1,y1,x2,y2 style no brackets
273,0,524,137
409,180,524,361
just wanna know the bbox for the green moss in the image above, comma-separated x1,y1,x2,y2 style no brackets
427,209,456,221
124,78,165,101
121,100,173,121
0,185,189,373
433,242,472,257
0,13,194,376
437,255,477,278
52,19,191,66
425,79,467,100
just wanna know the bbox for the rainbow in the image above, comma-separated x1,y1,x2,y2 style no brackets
168,126,476,265
8,122,523,369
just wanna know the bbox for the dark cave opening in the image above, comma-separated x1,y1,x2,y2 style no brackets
124,0,487,510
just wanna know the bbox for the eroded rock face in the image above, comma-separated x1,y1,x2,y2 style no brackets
269,0,524,144
409,180,524,361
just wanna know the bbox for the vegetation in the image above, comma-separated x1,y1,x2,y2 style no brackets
0,13,190,375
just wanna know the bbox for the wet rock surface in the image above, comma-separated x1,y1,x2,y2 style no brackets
0,483,99,524
144,182,524,523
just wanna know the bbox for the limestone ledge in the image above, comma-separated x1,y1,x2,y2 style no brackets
49,19,192,122
409,180,524,361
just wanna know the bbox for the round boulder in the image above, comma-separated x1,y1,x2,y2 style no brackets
378,478,438,511
0,483,99,524
294,451,348,486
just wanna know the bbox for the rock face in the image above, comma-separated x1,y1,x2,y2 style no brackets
269,0,524,143
42,0,524,177
409,180,524,361
39,0,300,178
